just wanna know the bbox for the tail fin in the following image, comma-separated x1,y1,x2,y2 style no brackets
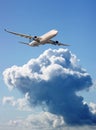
19,41,30,46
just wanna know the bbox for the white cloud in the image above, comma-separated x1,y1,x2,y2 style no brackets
3,48,96,126
89,102,96,114
2,93,31,111
2,96,16,106
8,112,65,130
7,112,96,130
91,80,96,90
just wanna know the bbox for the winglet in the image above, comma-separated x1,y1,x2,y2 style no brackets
4,29,11,33
4,29,7,32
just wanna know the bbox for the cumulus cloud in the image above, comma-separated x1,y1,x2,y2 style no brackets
3,48,96,126
92,80,96,89
2,93,31,111
8,112,65,129
89,102,96,114
2,96,15,106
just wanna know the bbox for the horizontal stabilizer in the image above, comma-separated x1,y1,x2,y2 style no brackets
19,41,30,46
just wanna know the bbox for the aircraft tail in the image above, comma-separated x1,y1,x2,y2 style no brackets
19,41,30,46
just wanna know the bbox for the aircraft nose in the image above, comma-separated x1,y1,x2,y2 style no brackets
54,29,58,34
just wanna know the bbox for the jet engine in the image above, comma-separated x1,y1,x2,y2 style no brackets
33,36,40,42
55,41,59,43
33,36,37,40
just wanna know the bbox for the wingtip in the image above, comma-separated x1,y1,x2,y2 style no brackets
4,29,9,32
4,29,7,31
64,44,70,46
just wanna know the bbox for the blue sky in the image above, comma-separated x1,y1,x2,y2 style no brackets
0,0,96,130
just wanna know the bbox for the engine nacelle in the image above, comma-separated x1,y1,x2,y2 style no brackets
33,36,37,40
33,36,40,42
34,36,37,38
55,41,59,43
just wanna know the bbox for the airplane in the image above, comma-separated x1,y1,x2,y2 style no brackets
4,29,70,47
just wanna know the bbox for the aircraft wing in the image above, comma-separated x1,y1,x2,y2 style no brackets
48,40,70,46
4,29,33,39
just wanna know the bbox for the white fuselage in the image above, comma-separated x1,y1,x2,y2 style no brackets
29,29,58,46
